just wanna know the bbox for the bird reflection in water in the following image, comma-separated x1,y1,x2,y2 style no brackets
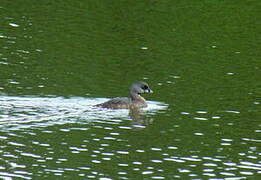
129,107,154,130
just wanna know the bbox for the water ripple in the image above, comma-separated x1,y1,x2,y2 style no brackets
0,96,260,179
0,96,168,131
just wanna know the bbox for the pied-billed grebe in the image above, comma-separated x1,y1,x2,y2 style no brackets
95,81,153,109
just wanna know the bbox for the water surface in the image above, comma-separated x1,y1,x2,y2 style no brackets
0,0,260,179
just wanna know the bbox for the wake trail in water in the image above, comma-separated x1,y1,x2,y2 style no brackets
0,96,168,130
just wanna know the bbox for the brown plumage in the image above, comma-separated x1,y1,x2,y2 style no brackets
95,82,153,109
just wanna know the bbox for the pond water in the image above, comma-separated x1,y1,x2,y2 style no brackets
0,0,260,179
0,96,168,131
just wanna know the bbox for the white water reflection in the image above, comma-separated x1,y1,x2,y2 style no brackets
0,96,260,179
0,96,168,131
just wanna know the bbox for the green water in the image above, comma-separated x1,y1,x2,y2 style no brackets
0,0,260,179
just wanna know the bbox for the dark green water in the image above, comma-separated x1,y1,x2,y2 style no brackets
0,0,260,179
